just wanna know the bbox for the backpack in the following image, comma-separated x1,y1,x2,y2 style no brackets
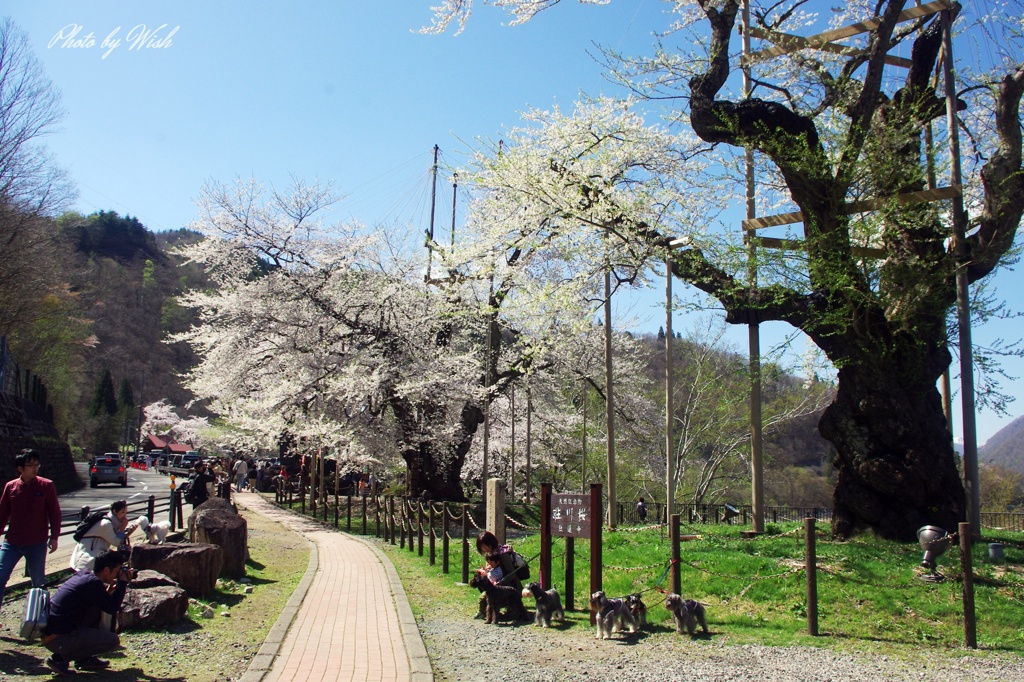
179,478,197,504
511,551,530,581
72,511,108,542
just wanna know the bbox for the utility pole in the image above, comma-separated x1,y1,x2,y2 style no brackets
665,259,675,523
425,144,439,282
604,259,617,529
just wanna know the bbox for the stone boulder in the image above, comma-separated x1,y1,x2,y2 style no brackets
188,498,248,579
131,569,181,590
130,543,224,598
121,581,189,630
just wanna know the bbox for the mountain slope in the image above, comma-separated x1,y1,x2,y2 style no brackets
981,415,1024,475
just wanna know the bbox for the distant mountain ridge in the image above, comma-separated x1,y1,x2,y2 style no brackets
981,415,1024,475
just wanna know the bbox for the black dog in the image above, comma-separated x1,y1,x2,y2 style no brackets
522,582,565,628
470,573,528,624
625,593,647,629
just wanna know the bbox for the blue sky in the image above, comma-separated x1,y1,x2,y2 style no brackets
6,1,1021,444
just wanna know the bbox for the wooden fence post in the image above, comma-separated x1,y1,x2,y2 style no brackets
429,504,436,565
442,502,450,574
565,536,575,612
960,522,977,648
417,502,425,557
375,496,381,538
590,483,602,626
805,516,818,636
461,504,470,584
400,500,407,549
540,483,552,591
671,514,681,596
174,489,184,530
362,495,368,535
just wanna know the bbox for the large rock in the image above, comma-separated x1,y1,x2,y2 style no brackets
121,583,189,630
130,543,223,598
188,498,248,579
131,569,181,590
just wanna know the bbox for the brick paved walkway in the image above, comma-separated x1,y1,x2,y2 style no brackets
233,492,432,682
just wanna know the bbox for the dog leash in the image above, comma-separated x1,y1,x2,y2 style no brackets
610,558,678,601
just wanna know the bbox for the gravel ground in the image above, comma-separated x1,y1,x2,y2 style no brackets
417,609,1024,682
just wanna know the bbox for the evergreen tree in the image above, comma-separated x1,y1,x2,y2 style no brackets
90,369,118,417
118,377,135,410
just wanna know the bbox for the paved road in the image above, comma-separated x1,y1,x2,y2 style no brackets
59,461,176,520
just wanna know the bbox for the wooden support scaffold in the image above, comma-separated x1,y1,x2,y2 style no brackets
729,0,979,536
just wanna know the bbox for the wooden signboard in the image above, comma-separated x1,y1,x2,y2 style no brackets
550,493,591,538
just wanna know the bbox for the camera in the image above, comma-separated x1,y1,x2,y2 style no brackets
119,565,139,581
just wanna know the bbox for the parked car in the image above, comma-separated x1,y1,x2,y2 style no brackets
90,454,127,488
179,453,201,470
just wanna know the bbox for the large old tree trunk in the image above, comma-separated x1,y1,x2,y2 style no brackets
818,341,965,540
397,400,480,501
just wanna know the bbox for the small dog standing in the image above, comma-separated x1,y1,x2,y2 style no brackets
470,573,528,624
522,582,565,628
590,590,638,640
664,593,709,636
625,593,647,629
135,516,171,544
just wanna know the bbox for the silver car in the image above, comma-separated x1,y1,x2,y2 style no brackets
90,454,127,488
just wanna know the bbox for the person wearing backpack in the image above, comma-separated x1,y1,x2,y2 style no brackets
186,461,215,507
0,449,61,610
69,500,138,572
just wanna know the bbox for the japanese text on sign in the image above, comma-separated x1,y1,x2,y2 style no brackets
550,493,592,538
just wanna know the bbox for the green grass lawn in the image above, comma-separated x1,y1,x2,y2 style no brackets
270,492,1024,657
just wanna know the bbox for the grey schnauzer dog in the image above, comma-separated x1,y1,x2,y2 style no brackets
664,593,708,636
470,573,528,624
624,593,648,629
522,582,565,628
590,590,638,640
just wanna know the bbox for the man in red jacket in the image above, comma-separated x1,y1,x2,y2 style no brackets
0,449,62,605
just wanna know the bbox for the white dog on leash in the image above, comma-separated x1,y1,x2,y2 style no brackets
135,516,171,544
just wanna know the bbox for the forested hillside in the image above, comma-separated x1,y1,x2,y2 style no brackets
636,330,835,508
982,416,1024,476
2,208,209,455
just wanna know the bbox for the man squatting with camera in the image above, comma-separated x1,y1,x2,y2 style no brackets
40,549,134,677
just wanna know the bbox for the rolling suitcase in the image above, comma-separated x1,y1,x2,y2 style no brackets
20,587,49,641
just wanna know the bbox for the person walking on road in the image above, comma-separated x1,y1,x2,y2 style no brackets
0,449,62,606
